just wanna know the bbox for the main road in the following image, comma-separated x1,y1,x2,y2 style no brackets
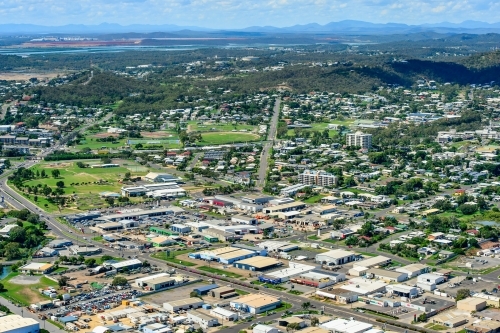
256,97,281,189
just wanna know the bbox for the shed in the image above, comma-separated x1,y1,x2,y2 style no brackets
193,284,219,295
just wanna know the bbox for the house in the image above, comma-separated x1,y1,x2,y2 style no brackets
428,232,445,240
466,229,479,237
438,250,455,259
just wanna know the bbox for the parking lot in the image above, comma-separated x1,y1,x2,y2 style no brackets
141,282,208,305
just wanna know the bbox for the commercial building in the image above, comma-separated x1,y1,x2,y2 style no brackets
163,298,204,312
263,201,306,215
193,284,220,296
457,298,487,312
315,249,356,265
291,271,345,288
417,273,445,285
320,318,373,333
69,245,102,256
171,224,191,234
279,184,310,197
20,262,54,274
230,294,281,314
47,238,73,249
210,286,238,299
386,284,418,298
144,172,177,183
101,206,183,220
218,249,256,264
0,314,40,333
110,259,142,271
256,241,298,253
186,310,219,329
346,131,372,149
465,320,500,333
231,244,268,256
339,277,387,295
253,324,279,333
233,257,282,271
94,222,123,233
298,170,338,187
210,307,238,321
367,268,407,283
231,215,257,225
353,256,391,269
189,247,240,261
261,262,318,283
395,263,430,278
135,274,175,291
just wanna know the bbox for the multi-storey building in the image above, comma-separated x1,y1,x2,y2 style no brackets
298,170,338,187
346,131,372,149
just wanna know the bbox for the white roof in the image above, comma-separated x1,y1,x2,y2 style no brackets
135,273,169,284
93,326,110,333
0,315,39,330
340,277,387,295
111,259,142,269
320,318,373,333
266,262,316,279
211,307,237,317
318,249,355,259
253,324,277,333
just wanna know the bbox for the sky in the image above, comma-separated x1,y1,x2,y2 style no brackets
0,0,499,28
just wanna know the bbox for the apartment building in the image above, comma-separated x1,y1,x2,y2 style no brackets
298,170,338,187
346,131,372,149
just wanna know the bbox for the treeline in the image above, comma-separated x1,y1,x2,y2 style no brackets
44,151,132,161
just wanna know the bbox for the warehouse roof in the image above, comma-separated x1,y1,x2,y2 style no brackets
111,259,142,269
318,249,355,259
217,249,254,260
0,315,38,331
235,256,280,268
353,255,391,268
193,284,219,294
232,294,280,308
368,268,406,279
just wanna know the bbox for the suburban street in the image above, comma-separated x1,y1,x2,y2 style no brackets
257,97,280,189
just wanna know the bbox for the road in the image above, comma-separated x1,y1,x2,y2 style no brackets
257,97,281,189
82,70,94,85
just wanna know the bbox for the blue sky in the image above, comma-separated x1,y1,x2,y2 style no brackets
1,0,499,27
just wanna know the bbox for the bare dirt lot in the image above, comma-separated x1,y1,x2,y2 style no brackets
0,71,71,81
93,132,119,138
141,281,208,305
9,275,40,285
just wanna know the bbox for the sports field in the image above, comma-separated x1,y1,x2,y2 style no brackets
187,121,257,133
199,132,261,145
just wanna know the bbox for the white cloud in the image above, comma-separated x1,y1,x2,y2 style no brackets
0,0,497,27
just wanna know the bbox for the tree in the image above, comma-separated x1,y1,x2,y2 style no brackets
56,181,65,188
456,289,470,301
8,226,26,243
345,235,359,246
301,301,311,313
286,323,301,333
57,275,69,287
459,204,478,215
40,170,46,178
51,169,60,178
105,197,115,206
417,313,427,322
76,161,87,168
112,276,128,286
4,160,11,169
101,255,113,261
310,317,319,327
84,258,96,267
124,172,131,179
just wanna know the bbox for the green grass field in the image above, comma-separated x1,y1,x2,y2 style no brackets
0,273,58,306
15,161,148,212
188,121,257,133
151,252,197,266
197,266,242,278
198,132,261,145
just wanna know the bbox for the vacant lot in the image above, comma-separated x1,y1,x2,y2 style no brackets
17,161,148,212
0,272,58,306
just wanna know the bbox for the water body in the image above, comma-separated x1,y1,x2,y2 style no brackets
0,45,204,56
475,220,499,226
0,266,11,280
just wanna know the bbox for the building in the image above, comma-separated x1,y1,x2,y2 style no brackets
69,245,102,256
231,215,257,225
143,323,170,333
465,320,500,333
110,259,142,271
417,273,445,285
0,224,18,237
253,324,279,333
346,131,372,149
387,284,418,298
135,274,175,291
457,298,487,312
47,238,73,249
298,170,338,187
218,249,256,264
367,268,407,283
262,262,317,283
163,298,204,312
144,172,177,183
193,284,220,296
353,256,391,269
279,184,310,197
0,314,39,333
315,249,356,265
20,262,54,274
263,201,306,214
230,294,281,314
291,271,345,288
320,318,373,333
233,257,282,271
395,263,430,278
210,307,238,322
210,286,238,299
186,310,219,329
94,222,123,233
171,224,191,234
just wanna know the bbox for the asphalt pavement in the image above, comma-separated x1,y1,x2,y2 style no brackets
257,97,281,189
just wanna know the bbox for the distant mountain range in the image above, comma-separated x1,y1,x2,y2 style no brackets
2,20,500,35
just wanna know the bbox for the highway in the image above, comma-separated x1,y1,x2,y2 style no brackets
256,97,281,189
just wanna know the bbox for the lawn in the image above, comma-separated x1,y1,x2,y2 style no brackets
0,272,58,306
197,266,242,278
425,323,448,331
358,252,378,257
188,121,257,133
198,132,261,145
15,161,148,212
308,235,320,240
151,252,197,266
235,289,250,295
304,195,326,204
